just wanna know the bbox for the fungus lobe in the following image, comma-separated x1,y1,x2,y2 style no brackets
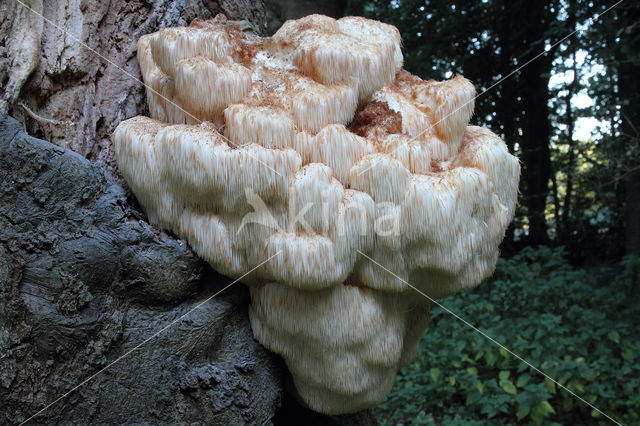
113,14,520,415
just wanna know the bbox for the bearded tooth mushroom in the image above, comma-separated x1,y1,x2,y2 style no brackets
113,14,520,415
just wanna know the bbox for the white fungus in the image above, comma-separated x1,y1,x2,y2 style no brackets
113,14,520,415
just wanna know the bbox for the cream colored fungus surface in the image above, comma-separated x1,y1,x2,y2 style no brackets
113,14,520,414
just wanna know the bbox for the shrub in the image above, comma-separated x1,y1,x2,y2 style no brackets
375,247,640,425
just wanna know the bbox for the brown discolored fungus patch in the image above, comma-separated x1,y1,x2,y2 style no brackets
348,101,402,139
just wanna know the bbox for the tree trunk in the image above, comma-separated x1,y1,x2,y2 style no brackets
551,172,561,238
493,0,520,252
619,19,640,257
0,114,283,424
0,1,379,424
519,0,552,246
561,46,578,245
0,0,267,173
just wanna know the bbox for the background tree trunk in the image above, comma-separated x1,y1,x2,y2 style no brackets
561,45,578,247
519,0,552,246
619,7,640,302
619,25,640,257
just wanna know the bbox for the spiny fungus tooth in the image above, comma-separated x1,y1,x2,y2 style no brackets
336,16,403,99
300,124,377,185
382,134,431,175
452,126,521,217
394,71,477,155
275,15,401,102
137,35,188,124
422,75,476,153
349,153,411,205
150,26,230,78
289,82,358,133
224,105,295,149
113,116,166,218
175,58,251,123
288,163,343,235
272,14,340,41
114,14,520,416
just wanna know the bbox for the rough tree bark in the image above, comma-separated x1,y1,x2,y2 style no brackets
0,0,379,424
0,0,267,172
0,114,283,424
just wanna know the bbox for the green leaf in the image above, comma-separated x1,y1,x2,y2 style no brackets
563,398,574,412
607,330,620,344
530,401,554,425
500,380,517,395
530,410,544,425
539,401,556,415
466,391,481,406
462,353,477,364
544,377,557,394
499,370,510,381
467,367,478,375
430,367,440,384
485,351,496,366
517,374,531,387
499,347,510,359
516,404,531,420
569,379,584,393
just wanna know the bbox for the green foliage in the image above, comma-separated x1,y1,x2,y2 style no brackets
375,247,640,425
